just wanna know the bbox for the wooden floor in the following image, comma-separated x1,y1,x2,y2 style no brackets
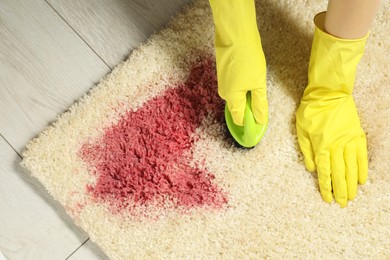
0,0,190,258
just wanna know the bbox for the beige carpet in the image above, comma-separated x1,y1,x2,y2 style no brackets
22,0,389,258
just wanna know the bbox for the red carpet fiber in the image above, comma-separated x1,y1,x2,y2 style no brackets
79,58,228,216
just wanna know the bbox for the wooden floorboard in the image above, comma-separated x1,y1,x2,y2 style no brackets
0,0,109,258
67,239,108,260
0,136,89,259
46,0,191,68
0,0,110,153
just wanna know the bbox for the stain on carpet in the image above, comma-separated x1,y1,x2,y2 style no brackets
80,57,228,214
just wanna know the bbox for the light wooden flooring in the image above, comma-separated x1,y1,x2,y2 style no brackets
0,0,190,259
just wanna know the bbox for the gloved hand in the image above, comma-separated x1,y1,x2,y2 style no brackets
209,0,268,126
297,95,368,207
296,13,368,207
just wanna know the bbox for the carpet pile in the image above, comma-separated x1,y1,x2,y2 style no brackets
22,0,389,258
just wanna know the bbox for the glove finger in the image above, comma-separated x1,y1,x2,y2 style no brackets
331,147,348,207
296,126,316,172
251,89,268,125
345,143,358,201
357,134,368,184
225,92,247,126
315,150,332,203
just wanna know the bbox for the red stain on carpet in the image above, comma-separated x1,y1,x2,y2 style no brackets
80,57,228,213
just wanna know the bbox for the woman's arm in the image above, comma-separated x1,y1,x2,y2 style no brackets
325,0,381,39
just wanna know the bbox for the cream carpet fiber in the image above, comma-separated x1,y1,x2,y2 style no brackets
22,0,389,258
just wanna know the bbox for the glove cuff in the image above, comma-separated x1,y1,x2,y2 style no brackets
314,12,369,44
304,12,368,99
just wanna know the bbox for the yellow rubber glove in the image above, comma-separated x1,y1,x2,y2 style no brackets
296,13,368,207
209,0,268,126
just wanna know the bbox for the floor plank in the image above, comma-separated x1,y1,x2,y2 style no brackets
46,0,191,68
67,239,108,260
0,136,89,259
0,0,110,153
0,250,6,260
